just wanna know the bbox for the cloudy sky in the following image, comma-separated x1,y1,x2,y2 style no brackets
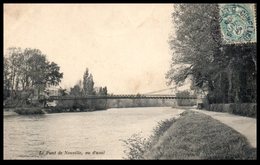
4,4,176,94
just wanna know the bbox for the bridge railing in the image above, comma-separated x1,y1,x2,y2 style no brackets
45,95,198,100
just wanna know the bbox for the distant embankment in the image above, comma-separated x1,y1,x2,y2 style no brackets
4,107,46,115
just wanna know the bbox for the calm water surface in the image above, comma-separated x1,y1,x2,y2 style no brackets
4,107,184,159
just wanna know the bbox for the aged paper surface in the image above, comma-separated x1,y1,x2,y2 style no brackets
4,4,256,160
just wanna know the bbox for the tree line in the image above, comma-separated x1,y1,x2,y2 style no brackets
166,4,256,104
54,68,108,111
3,47,108,110
69,68,108,97
4,47,63,105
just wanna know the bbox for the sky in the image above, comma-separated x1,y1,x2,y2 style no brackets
4,4,179,94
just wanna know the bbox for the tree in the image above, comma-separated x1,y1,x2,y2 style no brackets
86,74,94,95
4,47,63,102
45,62,63,86
82,68,95,95
166,4,256,104
102,87,108,95
166,4,220,91
4,57,11,99
97,86,108,95
25,48,63,99
70,84,82,96
58,88,68,96
26,49,48,97
6,47,23,98
176,90,195,106
83,68,89,95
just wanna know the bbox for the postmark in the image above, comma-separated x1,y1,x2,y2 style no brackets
219,4,256,44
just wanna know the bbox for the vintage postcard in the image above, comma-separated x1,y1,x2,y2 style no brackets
3,3,256,160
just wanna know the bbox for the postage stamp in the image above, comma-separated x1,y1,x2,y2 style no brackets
219,4,256,44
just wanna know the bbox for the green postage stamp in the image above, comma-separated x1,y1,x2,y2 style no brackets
219,4,256,44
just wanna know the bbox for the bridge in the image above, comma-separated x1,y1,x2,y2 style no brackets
43,87,198,101
45,94,197,101
41,88,200,109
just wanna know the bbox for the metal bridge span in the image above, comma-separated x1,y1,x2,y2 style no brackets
45,94,197,101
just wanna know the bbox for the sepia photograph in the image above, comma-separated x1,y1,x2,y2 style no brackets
3,3,256,160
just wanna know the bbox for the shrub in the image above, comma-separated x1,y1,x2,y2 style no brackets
232,103,256,117
121,118,176,159
208,103,256,118
210,104,224,112
228,103,235,114
120,133,151,160
14,108,45,115
248,104,257,117
223,104,230,112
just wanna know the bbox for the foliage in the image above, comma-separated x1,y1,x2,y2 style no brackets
14,108,45,115
82,68,95,95
121,133,151,160
96,86,108,95
58,88,68,96
166,4,256,104
4,47,63,102
68,68,108,110
121,118,176,159
166,4,220,89
4,57,11,99
175,90,196,106
209,103,256,118
70,84,82,97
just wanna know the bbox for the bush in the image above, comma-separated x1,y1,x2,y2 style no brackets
233,103,256,117
209,104,224,112
228,103,235,114
176,90,197,106
222,104,230,112
208,103,256,118
121,118,176,159
121,133,151,160
249,104,257,117
14,108,45,115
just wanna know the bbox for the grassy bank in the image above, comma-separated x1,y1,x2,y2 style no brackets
123,111,256,160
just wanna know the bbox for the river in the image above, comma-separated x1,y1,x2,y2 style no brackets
4,107,185,159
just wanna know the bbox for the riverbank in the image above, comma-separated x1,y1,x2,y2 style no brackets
3,107,106,115
14,107,46,115
124,110,256,159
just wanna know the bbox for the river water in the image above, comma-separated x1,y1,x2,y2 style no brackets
4,107,185,159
